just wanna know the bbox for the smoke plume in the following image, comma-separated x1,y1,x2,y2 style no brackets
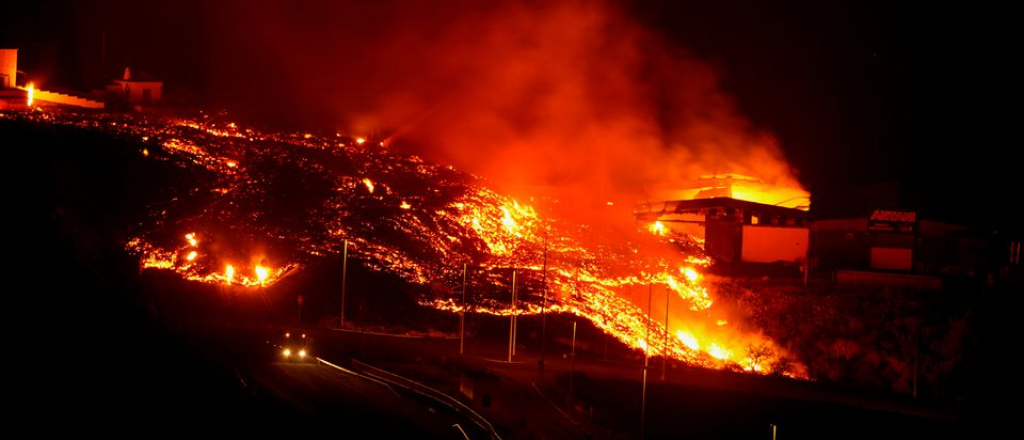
212,0,802,218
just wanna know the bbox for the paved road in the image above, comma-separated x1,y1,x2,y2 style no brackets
246,360,482,439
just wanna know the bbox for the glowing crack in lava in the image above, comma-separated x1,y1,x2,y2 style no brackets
1,109,803,377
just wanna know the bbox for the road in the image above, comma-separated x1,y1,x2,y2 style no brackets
243,359,485,439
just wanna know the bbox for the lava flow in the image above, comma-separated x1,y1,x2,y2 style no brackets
2,108,802,376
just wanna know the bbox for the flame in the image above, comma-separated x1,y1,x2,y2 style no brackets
649,220,666,235
400,201,412,209
708,343,732,360
655,174,810,211
356,137,366,145
255,265,269,286
185,233,198,247
676,330,699,351
682,266,699,282
363,178,375,194
26,82,34,107
225,264,235,285
185,251,198,262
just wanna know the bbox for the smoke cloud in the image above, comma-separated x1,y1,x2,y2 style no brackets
211,0,802,217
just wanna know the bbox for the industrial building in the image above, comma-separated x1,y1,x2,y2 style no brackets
105,67,163,105
636,175,811,266
0,48,28,109
811,210,1002,291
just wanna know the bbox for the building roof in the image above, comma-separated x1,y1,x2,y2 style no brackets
636,197,810,220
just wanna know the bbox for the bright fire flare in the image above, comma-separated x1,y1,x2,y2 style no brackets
255,265,269,286
363,178,375,194
400,201,412,209
185,251,198,262
185,233,198,247
683,266,699,282
225,264,235,285
26,82,34,107
676,330,700,351
356,137,366,145
649,220,666,235
708,344,732,360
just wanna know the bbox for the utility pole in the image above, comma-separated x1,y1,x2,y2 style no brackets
568,268,579,413
641,282,652,440
340,239,348,328
508,269,517,362
540,234,549,377
662,286,670,381
460,263,468,355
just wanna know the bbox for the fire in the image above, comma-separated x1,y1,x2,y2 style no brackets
399,201,412,209
185,251,198,262
185,233,198,247
363,178,375,194
356,137,366,145
225,264,235,285
26,82,34,107
708,344,732,360
649,220,666,235
683,266,699,282
655,174,810,211
255,265,269,286
676,330,699,351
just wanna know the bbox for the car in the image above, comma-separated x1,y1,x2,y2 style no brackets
277,330,311,362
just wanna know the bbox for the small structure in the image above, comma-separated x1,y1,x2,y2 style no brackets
0,48,28,109
0,48,16,89
459,369,500,411
106,67,162,105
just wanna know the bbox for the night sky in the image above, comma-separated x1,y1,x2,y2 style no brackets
2,0,1016,229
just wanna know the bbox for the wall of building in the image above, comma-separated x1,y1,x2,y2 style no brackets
741,225,809,264
108,80,163,104
32,88,104,109
0,49,16,89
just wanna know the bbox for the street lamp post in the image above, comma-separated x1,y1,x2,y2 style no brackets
641,282,652,440
540,234,548,377
568,268,579,413
662,285,670,381
460,263,468,355
340,239,348,328
508,268,517,362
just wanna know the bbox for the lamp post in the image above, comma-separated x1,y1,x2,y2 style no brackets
540,232,549,377
662,285,670,381
568,267,579,413
460,263,467,355
340,239,348,328
508,268,517,362
640,282,652,440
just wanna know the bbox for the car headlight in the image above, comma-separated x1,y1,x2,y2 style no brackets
298,349,307,358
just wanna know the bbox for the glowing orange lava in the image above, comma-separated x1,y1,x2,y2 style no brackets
3,109,801,377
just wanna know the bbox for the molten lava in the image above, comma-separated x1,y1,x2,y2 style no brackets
1,108,802,376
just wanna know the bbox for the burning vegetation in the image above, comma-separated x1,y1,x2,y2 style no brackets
3,108,803,376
